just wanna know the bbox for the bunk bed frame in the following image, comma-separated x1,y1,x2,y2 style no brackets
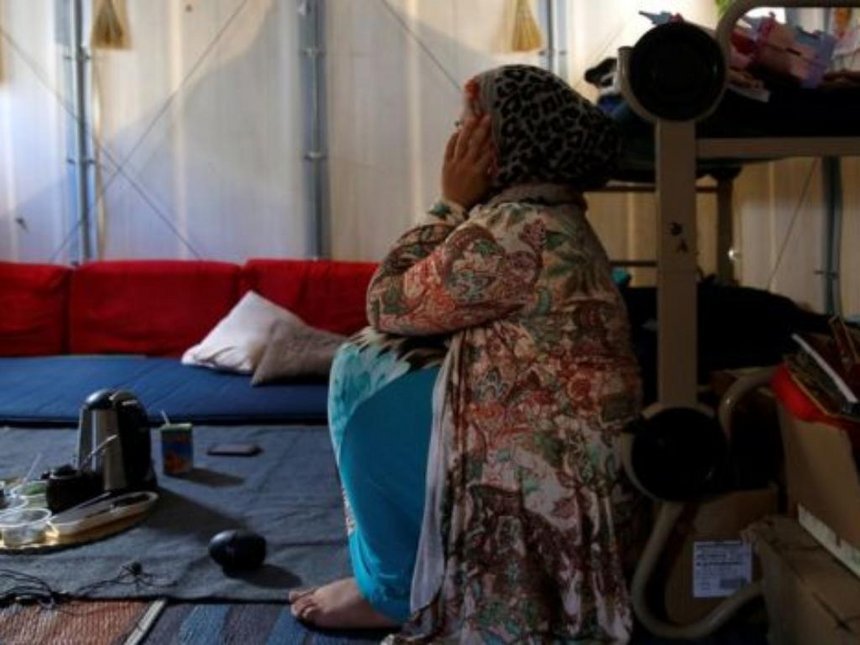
616,0,860,638
625,0,860,410
602,174,737,284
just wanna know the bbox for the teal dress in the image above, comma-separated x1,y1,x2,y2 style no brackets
327,328,447,622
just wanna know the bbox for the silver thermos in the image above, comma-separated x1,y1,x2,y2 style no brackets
76,389,155,493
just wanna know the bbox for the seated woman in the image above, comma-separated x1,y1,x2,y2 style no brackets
290,64,642,643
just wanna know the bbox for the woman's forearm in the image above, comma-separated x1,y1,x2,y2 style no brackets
366,203,541,336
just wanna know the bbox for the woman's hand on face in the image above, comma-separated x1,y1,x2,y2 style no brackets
441,114,496,212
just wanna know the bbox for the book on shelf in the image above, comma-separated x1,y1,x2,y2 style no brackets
790,329,859,419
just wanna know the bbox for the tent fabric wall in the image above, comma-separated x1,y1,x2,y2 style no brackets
736,159,826,312
0,0,856,316
90,0,307,261
2,0,308,264
327,0,858,316
0,1,70,263
750,156,860,317
325,0,544,262
843,161,860,315
325,0,720,271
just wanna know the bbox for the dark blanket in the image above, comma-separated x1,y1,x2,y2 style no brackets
0,357,328,426
0,425,351,601
621,281,831,405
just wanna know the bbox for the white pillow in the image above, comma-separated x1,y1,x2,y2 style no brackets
182,291,303,373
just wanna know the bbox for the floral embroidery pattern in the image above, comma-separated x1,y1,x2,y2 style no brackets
369,184,642,643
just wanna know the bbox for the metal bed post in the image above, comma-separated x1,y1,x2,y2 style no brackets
616,0,860,639
593,180,734,283
543,0,569,80
618,29,723,409
655,120,699,407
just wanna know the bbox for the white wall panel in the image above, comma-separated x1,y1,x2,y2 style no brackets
91,0,307,261
735,159,826,311
327,0,541,261
0,1,70,262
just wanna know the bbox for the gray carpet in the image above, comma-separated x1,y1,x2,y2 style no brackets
0,425,351,601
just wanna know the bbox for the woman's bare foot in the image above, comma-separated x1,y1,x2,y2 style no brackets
288,578,399,630
287,587,317,604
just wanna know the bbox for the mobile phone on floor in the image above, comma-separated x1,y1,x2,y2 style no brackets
206,442,262,457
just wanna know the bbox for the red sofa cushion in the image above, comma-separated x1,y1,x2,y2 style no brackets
243,259,378,335
0,262,70,356
69,260,241,356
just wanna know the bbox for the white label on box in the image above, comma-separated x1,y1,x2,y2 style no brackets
692,540,753,598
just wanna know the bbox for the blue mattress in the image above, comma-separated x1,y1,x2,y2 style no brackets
0,356,329,426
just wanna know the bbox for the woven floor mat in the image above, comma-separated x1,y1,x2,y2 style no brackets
143,602,393,644
0,599,164,645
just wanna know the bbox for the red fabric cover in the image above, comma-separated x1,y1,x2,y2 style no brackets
0,262,71,356
242,259,378,335
771,363,860,452
771,364,824,424
69,261,241,356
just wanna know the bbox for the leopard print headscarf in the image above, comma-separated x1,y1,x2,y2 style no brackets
468,64,621,192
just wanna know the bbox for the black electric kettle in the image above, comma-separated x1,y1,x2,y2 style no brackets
76,389,157,493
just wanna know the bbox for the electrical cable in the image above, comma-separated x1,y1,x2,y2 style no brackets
0,563,171,645
0,568,61,608
0,562,174,610
72,560,174,597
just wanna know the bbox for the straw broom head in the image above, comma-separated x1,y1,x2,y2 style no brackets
91,0,128,49
512,0,543,52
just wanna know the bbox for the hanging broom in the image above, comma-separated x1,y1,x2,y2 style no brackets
511,0,543,52
91,0,128,49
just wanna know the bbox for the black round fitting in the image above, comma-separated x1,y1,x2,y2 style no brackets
628,406,729,501
628,22,726,122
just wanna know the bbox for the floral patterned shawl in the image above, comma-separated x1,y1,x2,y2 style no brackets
367,67,641,643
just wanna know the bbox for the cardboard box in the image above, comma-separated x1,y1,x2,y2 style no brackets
778,403,860,576
747,516,860,645
662,486,778,624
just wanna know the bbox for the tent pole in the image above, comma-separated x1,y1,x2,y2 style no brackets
300,0,328,259
541,0,568,80
70,0,93,263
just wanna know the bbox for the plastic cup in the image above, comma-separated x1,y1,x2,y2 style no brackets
0,507,51,546
0,494,26,513
10,480,48,509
